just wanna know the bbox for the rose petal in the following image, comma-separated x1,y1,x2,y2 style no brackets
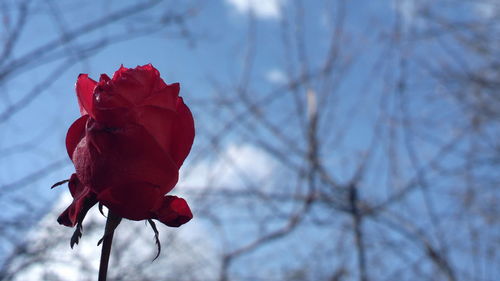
141,82,179,112
93,80,131,122
57,174,97,227
97,182,163,221
92,66,135,115
76,74,97,117
169,97,195,168
65,115,89,161
105,65,157,105
111,65,128,81
72,136,94,189
133,105,175,153
153,196,193,227
129,64,159,94
84,121,179,195
92,107,133,129
67,173,82,197
99,74,111,83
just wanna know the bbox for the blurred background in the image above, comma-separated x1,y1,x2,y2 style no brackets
0,0,499,280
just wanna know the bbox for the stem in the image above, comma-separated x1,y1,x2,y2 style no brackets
98,211,120,281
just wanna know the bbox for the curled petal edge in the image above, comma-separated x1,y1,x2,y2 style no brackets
153,195,193,227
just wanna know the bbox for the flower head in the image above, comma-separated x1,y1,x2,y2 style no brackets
58,64,194,230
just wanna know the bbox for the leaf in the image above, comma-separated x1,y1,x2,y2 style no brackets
70,221,83,249
98,203,106,217
68,195,97,248
50,179,69,189
148,219,161,261
97,236,104,246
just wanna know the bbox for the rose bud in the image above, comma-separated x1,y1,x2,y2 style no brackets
57,64,194,229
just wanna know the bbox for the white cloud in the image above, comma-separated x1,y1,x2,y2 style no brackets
391,0,429,31
7,143,276,279
180,143,276,190
392,0,417,27
226,0,284,19
266,68,287,84
475,1,500,19
7,192,219,280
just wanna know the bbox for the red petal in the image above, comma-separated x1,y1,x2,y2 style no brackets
141,82,179,112
111,65,128,81
108,65,158,104
57,175,97,227
76,74,97,117
73,137,93,188
130,64,160,92
93,107,133,129
133,105,175,153
84,121,179,194
67,173,83,197
92,79,133,127
93,80,131,114
99,74,111,83
65,115,89,161
153,196,192,227
97,182,163,221
170,97,195,168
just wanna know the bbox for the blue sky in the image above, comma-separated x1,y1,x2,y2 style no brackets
1,0,318,263
0,0,499,280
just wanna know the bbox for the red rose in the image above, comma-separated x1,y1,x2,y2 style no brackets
58,64,194,228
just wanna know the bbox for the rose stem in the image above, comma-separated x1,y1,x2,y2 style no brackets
98,211,119,281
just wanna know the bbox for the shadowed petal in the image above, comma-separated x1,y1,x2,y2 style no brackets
133,105,175,153
97,182,163,221
141,82,179,112
153,195,192,227
65,115,89,161
169,97,195,168
84,121,179,194
57,174,97,227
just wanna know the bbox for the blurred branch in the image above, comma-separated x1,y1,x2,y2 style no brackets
0,158,67,196
0,0,160,81
0,0,30,64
